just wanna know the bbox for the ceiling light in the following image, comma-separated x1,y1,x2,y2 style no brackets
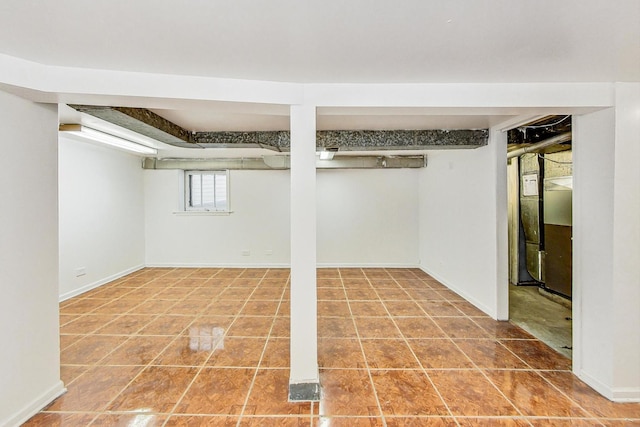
59,124,158,155
319,147,339,160
319,151,334,160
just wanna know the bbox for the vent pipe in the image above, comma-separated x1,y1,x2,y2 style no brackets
142,155,426,170
507,132,571,160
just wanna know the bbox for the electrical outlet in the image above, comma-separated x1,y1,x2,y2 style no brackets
75,267,86,277
241,250,250,256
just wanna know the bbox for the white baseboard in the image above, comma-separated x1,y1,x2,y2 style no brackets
576,370,614,400
419,265,494,318
2,380,66,427
317,262,421,268
578,370,640,402
611,387,640,402
59,264,145,302
145,262,421,269
145,262,291,268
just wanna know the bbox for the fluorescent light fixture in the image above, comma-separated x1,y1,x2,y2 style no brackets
319,147,338,160
319,151,334,160
59,124,158,155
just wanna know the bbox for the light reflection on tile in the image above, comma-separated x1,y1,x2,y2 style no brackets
24,268,639,425
486,370,587,417
90,413,167,426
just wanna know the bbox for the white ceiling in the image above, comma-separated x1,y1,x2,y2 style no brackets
149,106,512,132
1,0,638,84
6,0,640,136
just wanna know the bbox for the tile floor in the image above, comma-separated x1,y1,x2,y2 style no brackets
24,268,640,426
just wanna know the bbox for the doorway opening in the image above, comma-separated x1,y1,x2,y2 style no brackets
506,115,573,359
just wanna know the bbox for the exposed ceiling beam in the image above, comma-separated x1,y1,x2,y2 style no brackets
317,130,487,150
68,105,488,151
69,104,194,147
194,129,488,151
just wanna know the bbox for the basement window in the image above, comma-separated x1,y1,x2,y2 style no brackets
184,171,229,212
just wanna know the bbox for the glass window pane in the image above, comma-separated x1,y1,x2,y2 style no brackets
202,174,215,208
191,174,202,207
186,171,229,211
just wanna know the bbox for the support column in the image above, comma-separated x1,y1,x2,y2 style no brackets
610,83,640,401
493,127,509,320
288,104,320,401
573,83,640,401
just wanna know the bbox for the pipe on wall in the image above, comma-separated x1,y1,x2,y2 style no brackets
507,132,572,160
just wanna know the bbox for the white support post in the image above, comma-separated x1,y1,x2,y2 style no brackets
288,104,320,401
610,83,640,401
493,127,509,320
573,83,640,402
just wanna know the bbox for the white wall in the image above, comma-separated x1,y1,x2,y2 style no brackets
58,137,145,300
0,91,64,426
317,169,419,267
145,169,292,266
418,142,504,318
144,168,419,267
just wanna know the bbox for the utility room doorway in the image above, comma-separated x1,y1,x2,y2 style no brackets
506,116,573,359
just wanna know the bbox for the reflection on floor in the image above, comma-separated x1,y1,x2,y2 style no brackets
23,268,640,426
509,284,573,359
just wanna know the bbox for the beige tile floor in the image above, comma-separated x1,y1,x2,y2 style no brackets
23,268,640,426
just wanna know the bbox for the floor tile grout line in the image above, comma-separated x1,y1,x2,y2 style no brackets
234,270,290,427
100,294,218,420
385,270,537,422
485,332,540,370
485,325,572,370
176,269,284,423
48,268,636,425
76,275,190,420
85,268,226,424
528,369,606,421
440,326,530,421
372,271,460,426
339,268,389,427
411,280,532,426
466,313,576,383
59,322,164,384
59,276,190,342
163,268,265,426
405,286,531,421
152,269,236,426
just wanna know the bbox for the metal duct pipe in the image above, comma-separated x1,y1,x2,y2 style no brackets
506,132,572,160
143,155,426,170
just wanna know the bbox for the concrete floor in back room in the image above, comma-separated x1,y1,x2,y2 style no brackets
509,284,573,359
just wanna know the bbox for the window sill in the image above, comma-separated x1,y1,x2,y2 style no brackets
172,211,233,216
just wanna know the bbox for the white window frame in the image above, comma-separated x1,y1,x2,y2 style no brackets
183,170,230,213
